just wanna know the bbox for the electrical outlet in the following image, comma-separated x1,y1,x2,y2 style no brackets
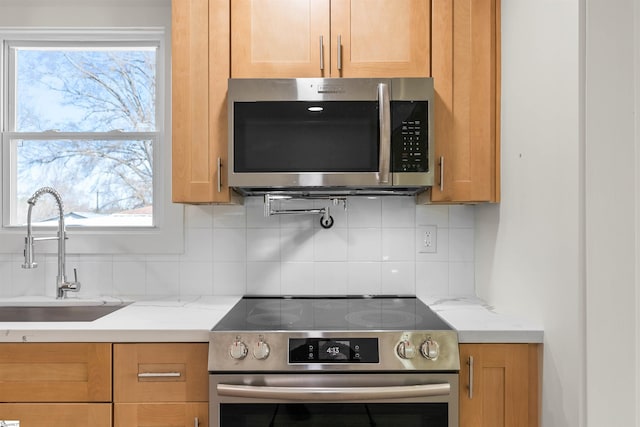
418,225,437,253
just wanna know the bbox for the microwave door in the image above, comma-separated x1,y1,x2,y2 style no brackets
231,101,384,188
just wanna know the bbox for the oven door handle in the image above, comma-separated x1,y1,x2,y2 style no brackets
216,383,450,401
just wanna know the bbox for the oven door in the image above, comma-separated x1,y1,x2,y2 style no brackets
209,372,458,427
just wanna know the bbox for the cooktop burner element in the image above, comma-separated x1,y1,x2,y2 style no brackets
209,296,460,373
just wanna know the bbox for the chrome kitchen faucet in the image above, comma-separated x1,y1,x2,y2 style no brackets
22,187,81,299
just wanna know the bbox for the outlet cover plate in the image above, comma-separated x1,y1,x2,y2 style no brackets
417,225,437,253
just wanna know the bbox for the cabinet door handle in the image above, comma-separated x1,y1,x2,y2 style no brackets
439,156,445,192
467,355,474,399
138,372,182,378
337,34,342,71
319,35,324,71
1,422,20,426
217,157,222,193
194,417,199,427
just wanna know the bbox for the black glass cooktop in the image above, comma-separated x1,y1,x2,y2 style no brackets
212,296,452,332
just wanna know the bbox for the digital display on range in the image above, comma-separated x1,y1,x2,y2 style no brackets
289,338,379,363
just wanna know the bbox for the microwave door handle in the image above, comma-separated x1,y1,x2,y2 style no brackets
378,83,391,184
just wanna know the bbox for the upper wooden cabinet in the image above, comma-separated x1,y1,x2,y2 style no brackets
231,0,430,78
429,0,500,203
172,0,231,203
172,0,500,204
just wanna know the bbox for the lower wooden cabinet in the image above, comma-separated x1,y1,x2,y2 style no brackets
114,403,208,427
0,343,111,426
0,403,111,427
0,343,112,402
459,343,540,427
0,342,210,426
114,343,209,426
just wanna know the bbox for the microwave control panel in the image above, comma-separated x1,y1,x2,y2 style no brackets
391,101,429,173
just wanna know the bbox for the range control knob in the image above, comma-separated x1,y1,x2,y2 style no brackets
420,338,440,360
229,338,248,360
396,340,417,359
253,338,270,360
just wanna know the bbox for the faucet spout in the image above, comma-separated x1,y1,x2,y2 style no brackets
22,187,81,299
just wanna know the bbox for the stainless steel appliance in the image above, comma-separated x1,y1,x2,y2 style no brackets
208,296,459,427
228,78,434,196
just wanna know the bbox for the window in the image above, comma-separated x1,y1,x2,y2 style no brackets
1,29,182,254
6,40,157,226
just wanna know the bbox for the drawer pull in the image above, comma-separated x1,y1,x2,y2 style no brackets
138,372,182,378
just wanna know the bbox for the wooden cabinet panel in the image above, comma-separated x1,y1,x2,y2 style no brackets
330,0,430,77
231,0,429,78
0,343,111,402
0,403,111,427
172,0,231,203
114,403,208,427
114,343,208,403
459,344,540,427
231,0,330,78
430,0,500,203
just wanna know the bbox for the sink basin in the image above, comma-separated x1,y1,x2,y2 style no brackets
0,299,131,322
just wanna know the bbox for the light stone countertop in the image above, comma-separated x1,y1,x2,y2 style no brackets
422,296,544,343
0,295,241,343
0,295,543,344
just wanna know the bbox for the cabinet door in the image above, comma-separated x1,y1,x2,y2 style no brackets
231,0,330,78
330,0,430,77
430,0,500,202
0,403,111,427
459,344,540,427
114,403,208,427
0,343,111,402
172,0,231,203
114,343,208,403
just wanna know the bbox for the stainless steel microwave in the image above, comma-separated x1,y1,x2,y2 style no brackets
228,77,434,196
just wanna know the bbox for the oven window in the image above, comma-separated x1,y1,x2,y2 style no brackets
233,101,379,172
220,403,447,426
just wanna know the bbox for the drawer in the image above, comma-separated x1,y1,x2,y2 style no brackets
0,403,111,426
114,343,208,402
0,343,112,402
114,403,208,427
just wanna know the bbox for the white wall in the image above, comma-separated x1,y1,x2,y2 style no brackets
476,0,639,426
584,0,638,425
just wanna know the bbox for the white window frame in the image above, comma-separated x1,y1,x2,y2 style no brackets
0,28,183,254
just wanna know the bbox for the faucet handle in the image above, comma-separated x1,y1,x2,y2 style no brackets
59,268,81,298
71,268,81,291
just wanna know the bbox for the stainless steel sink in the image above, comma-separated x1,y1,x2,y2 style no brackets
0,301,130,322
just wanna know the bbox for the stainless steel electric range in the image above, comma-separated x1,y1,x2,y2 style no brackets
208,295,460,427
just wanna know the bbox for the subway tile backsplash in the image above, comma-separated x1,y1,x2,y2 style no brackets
0,197,476,299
